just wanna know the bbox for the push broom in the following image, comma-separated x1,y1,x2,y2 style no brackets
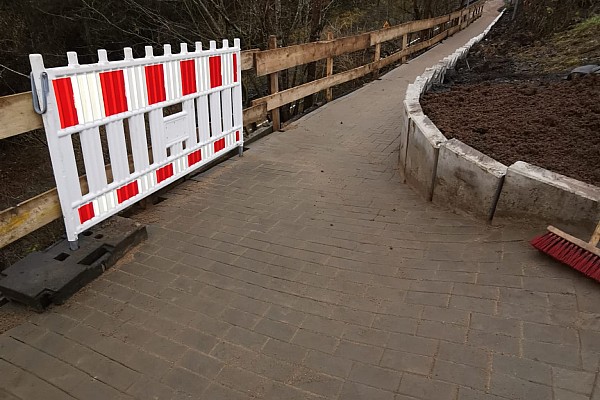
531,222,600,281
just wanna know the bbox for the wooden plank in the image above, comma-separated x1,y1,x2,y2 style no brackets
255,33,371,76
0,92,43,139
377,29,449,70
370,15,449,45
370,22,412,46
241,49,257,71
0,189,61,248
253,62,376,111
243,103,267,125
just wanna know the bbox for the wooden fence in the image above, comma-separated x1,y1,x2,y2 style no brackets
0,0,484,249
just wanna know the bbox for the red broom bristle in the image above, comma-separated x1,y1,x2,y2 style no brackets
531,230,600,282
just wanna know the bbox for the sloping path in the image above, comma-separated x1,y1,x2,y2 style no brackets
2,2,600,399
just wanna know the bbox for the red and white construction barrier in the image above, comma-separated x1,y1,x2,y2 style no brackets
30,40,243,248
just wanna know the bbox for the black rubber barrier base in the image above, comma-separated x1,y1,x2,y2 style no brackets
0,216,147,311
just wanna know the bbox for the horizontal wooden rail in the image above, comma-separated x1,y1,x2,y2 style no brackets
0,92,43,140
252,27,455,112
0,0,485,249
255,33,372,77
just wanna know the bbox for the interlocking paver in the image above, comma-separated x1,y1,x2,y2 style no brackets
4,3,599,399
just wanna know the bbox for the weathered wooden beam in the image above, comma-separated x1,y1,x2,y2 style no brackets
0,92,43,139
0,188,61,249
255,33,371,77
243,103,267,125
241,49,258,71
253,62,376,111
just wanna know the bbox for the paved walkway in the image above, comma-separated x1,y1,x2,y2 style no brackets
3,2,600,399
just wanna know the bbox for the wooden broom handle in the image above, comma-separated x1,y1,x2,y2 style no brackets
591,221,600,247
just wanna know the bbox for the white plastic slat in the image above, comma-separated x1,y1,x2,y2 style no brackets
221,88,233,133
209,91,222,139
105,121,130,182
197,96,210,143
148,109,168,163
79,127,107,193
183,99,197,147
128,114,150,172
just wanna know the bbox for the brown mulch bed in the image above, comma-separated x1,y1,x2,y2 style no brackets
420,11,600,187
422,75,600,186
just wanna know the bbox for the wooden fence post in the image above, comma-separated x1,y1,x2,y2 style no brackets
268,35,281,131
401,33,408,64
326,31,334,102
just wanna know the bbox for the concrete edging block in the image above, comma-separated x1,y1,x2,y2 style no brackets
495,162,600,230
433,139,507,220
404,114,447,200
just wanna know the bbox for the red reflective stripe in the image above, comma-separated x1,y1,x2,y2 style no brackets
214,138,225,153
99,70,128,116
145,64,166,104
78,202,95,224
187,149,202,166
156,163,174,184
116,181,139,204
236,131,240,142
209,56,222,88
233,53,238,83
180,59,197,95
52,78,79,129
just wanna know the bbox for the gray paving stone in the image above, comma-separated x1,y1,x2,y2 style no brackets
288,368,343,398
437,342,489,369
373,314,418,334
523,322,579,345
467,331,520,355
380,349,433,375
343,325,390,347
416,320,466,343
492,354,552,385
470,313,521,337
523,340,581,368
335,340,385,364
387,332,438,356
304,350,353,377
421,306,470,326
552,367,596,395
262,338,307,363
178,349,224,379
339,382,395,400
489,371,552,400
301,315,346,337
216,365,272,398
405,291,450,307
398,374,457,400
348,362,402,392
292,328,339,354
433,359,487,390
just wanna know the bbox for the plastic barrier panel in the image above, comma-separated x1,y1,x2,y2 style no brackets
30,39,243,248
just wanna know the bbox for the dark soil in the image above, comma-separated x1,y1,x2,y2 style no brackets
421,12,600,187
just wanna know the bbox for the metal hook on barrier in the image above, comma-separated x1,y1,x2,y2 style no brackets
30,71,48,115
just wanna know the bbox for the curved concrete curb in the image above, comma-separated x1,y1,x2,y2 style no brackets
399,11,600,230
